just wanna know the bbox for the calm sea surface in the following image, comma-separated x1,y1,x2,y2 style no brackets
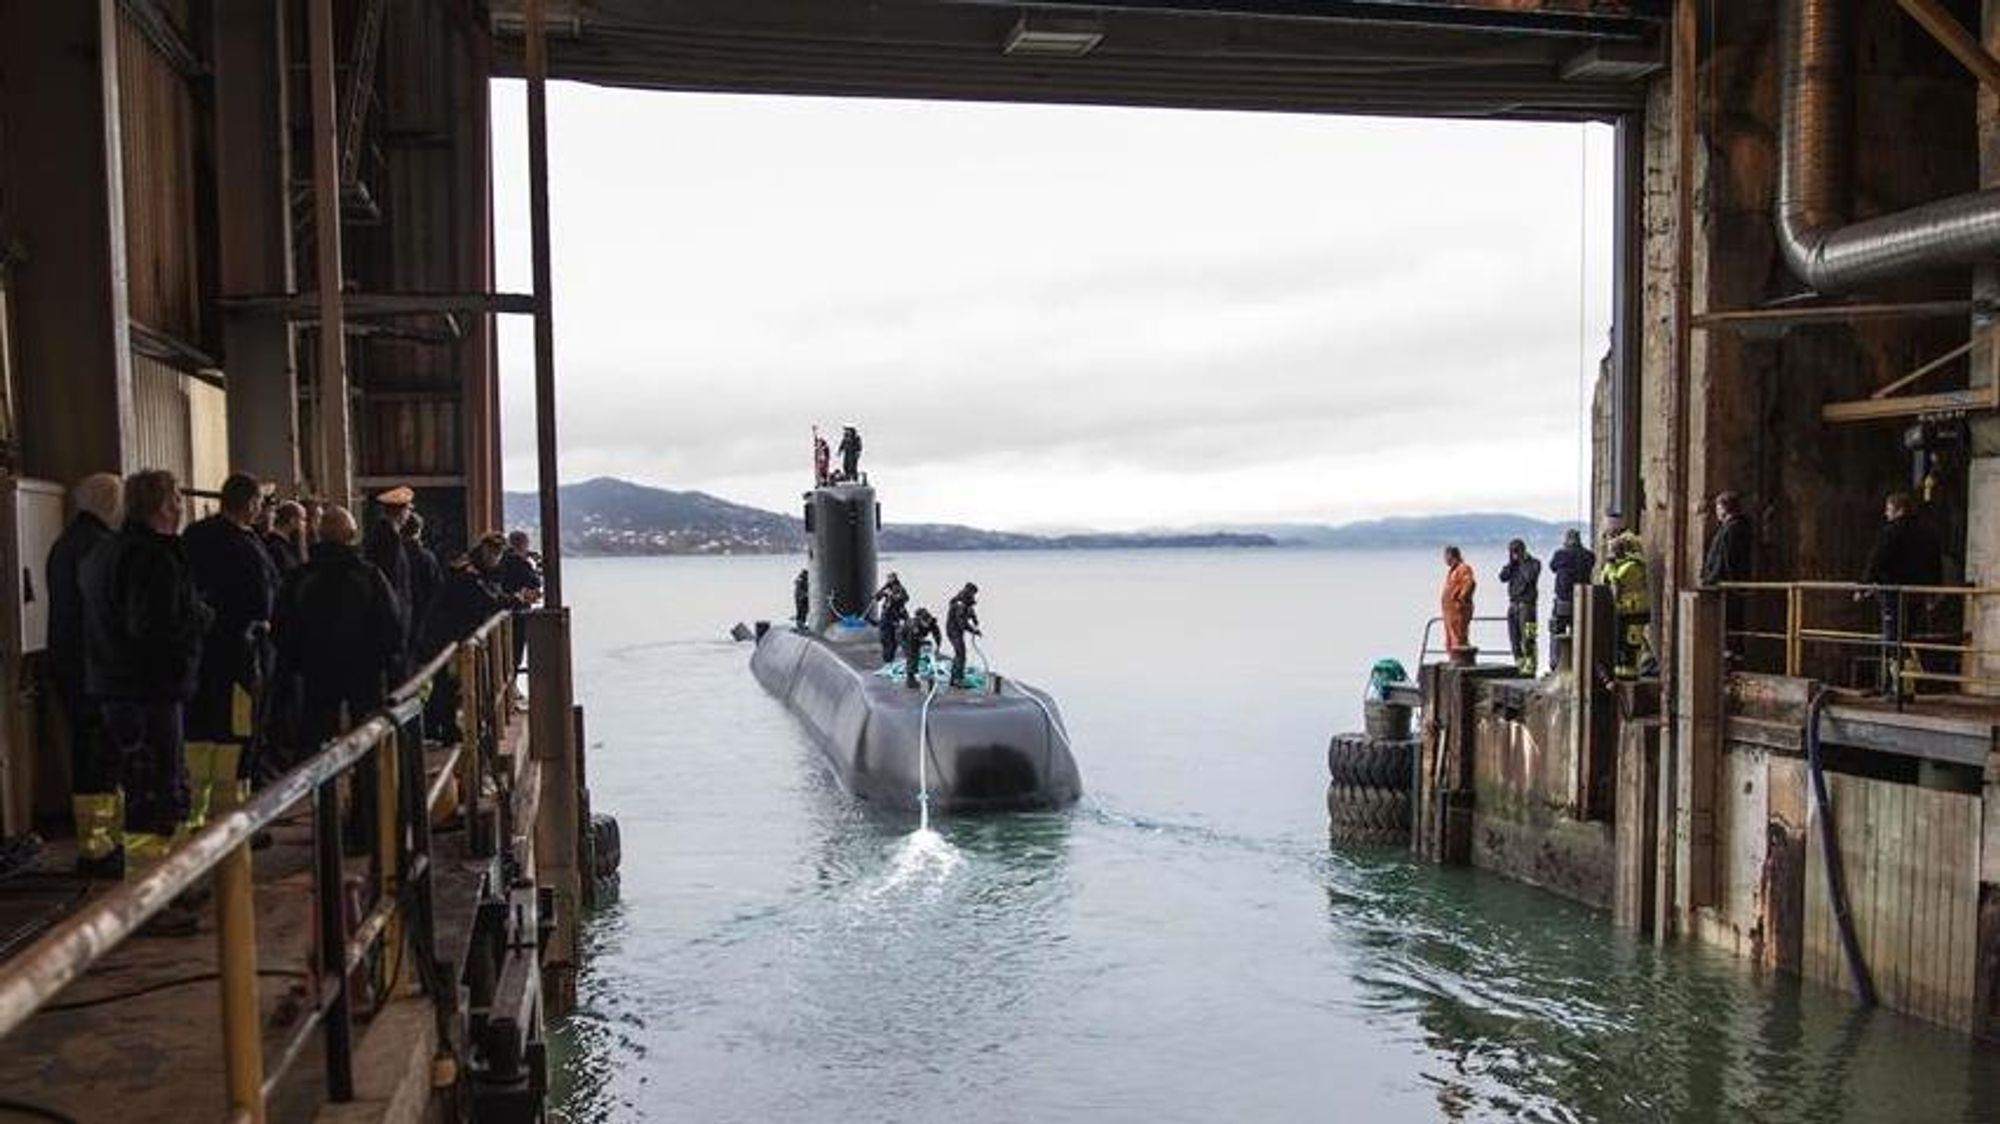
551,549,2000,1123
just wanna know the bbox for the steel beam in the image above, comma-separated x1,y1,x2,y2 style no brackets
308,0,351,505
526,0,564,608
219,290,535,319
1892,0,2000,97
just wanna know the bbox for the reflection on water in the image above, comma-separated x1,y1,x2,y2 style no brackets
551,553,2000,1123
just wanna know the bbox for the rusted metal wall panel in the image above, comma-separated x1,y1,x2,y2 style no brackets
362,397,461,477
116,8,201,346
132,353,191,481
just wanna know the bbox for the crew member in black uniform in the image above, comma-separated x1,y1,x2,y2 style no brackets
183,472,278,828
365,485,416,643
838,425,863,482
402,510,444,639
1547,528,1595,641
498,530,543,673
793,569,810,630
945,582,981,687
1499,538,1541,676
1700,490,1755,661
265,500,307,576
82,469,212,932
872,572,909,664
416,534,508,742
1861,492,1943,696
901,607,942,688
48,473,123,877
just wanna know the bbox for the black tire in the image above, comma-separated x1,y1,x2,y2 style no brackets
590,813,622,878
1326,781,1412,847
1364,698,1413,741
591,871,622,908
1326,734,1417,792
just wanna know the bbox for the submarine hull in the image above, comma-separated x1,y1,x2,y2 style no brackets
750,625,1083,813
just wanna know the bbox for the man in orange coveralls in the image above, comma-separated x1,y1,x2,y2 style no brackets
1440,545,1476,654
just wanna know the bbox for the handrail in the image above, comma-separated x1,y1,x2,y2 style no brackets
0,607,519,1121
1416,613,1512,669
1712,580,1999,700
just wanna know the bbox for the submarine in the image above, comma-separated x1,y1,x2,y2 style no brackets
747,475,1083,813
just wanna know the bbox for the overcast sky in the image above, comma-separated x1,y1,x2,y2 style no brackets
492,83,1611,532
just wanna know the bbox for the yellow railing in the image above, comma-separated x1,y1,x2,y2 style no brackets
0,610,519,1123
1714,581,2000,697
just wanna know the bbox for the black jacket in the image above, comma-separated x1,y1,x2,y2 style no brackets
417,561,505,662
873,579,908,624
274,542,408,710
1499,554,1541,607
184,514,277,685
364,516,413,635
1864,517,1943,588
946,595,979,640
1549,544,1596,612
263,531,304,577
406,538,443,630
46,512,114,693
1700,515,1754,586
900,612,941,653
81,521,214,702
497,550,542,601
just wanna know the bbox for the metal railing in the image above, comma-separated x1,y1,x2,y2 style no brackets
1416,614,1514,669
1714,581,2000,702
0,610,518,1123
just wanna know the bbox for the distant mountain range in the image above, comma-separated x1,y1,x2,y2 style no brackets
501,477,1577,557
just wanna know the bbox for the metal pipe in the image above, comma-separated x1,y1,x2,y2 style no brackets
1780,0,2000,292
308,0,351,505
216,842,266,1124
526,0,565,608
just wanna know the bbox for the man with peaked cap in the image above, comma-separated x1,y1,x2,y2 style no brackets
364,485,415,644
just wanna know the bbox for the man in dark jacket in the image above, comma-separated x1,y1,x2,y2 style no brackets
498,530,544,673
47,473,123,876
403,510,444,637
945,582,981,687
1700,491,1755,662
364,485,416,643
872,572,909,664
900,607,942,688
182,473,278,828
1862,492,1943,695
416,535,508,743
1547,528,1595,641
82,470,212,918
1499,539,1542,676
273,506,408,751
265,500,307,576
793,569,810,630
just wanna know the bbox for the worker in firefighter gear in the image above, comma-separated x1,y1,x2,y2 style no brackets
901,607,942,688
945,582,981,687
82,470,212,933
1440,546,1476,655
1500,538,1541,676
1861,491,1943,696
48,473,123,877
873,572,909,664
1547,528,1595,641
1604,532,1653,679
1593,513,1629,583
794,568,811,630
183,473,278,830
838,425,863,482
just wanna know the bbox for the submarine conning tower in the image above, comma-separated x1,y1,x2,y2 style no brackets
805,481,880,631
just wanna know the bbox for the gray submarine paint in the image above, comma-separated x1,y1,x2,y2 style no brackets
749,480,1083,813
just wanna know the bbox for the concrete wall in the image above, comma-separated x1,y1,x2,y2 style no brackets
1465,677,1617,910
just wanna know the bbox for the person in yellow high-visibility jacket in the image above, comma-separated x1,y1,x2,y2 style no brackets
1603,532,1652,678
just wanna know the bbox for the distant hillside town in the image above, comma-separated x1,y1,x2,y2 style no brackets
501,477,1579,558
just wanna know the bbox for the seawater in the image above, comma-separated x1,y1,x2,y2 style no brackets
552,549,2000,1123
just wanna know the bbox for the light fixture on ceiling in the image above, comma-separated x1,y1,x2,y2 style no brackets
1003,12,1106,58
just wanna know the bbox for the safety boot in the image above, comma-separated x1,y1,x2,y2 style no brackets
72,792,126,880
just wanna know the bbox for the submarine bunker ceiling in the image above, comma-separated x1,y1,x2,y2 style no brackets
488,0,1665,122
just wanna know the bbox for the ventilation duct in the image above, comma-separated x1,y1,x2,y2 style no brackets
1778,0,2000,293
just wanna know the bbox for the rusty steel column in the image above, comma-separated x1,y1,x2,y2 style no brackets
308,0,351,506
525,0,564,608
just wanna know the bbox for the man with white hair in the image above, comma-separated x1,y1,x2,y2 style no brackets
46,473,123,877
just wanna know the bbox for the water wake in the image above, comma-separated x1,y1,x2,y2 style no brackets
871,827,962,897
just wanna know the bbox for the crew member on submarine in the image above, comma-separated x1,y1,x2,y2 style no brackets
839,425,863,482
873,571,909,664
946,583,981,687
901,606,942,688
793,568,810,630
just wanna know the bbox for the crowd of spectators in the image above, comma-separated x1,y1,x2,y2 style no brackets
43,469,542,934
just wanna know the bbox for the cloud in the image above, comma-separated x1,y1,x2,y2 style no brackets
493,85,1611,530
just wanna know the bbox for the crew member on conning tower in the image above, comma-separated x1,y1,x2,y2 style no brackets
838,425,863,482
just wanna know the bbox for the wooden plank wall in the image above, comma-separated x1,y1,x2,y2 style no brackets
1803,773,1981,1030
